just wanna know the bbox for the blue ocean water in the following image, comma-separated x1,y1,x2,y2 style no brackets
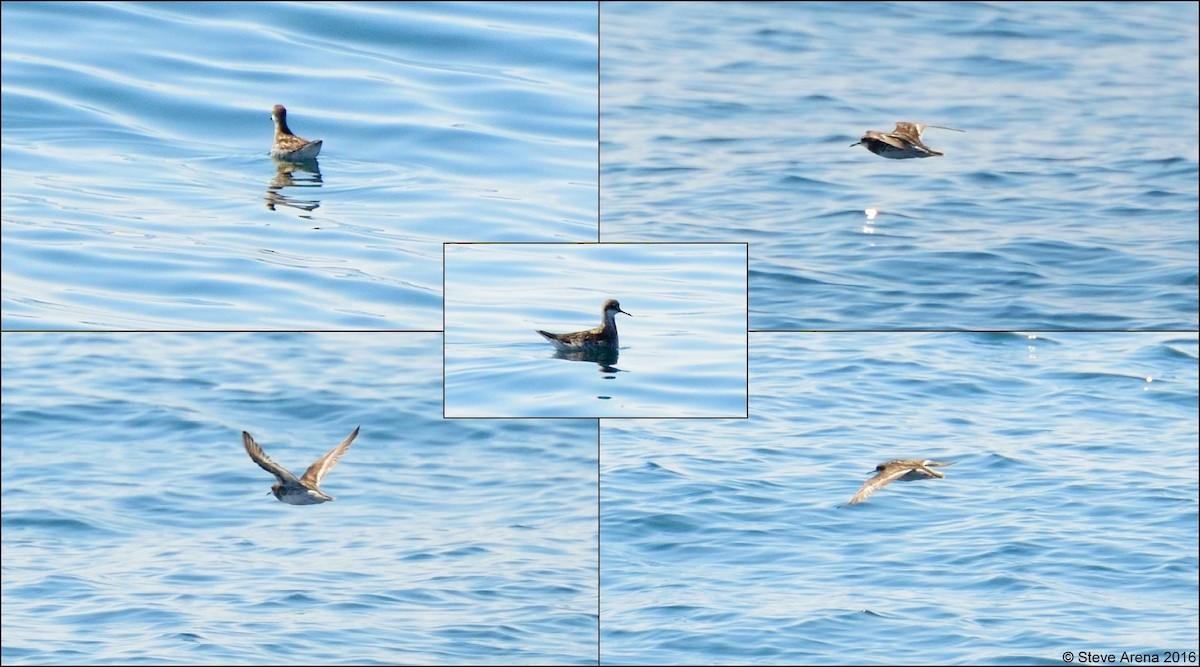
1,2,598,330
600,1,1199,330
4,2,1198,665
1,333,598,665
444,243,747,418
601,332,1199,665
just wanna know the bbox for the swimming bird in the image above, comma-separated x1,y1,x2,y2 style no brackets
845,459,954,505
270,104,323,161
536,299,631,353
243,426,359,505
851,122,963,159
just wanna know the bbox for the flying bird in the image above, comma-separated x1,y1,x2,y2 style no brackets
845,459,954,505
243,426,359,505
851,122,963,159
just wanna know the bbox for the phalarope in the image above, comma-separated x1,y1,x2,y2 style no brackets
536,299,630,353
845,459,954,505
270,104,323,161
851,122,963,159
243,426,359,505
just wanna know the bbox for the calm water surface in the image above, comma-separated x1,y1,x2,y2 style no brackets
2,2,598,330
444,243,747,418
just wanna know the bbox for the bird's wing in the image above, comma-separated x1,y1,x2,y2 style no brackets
871,133,909,150
915,460,955,478
893,121,924,138
922,125,964,133
904,134,940,153
846,465,910,505
243,431,299,484
301,426,360,486
892,123,943,153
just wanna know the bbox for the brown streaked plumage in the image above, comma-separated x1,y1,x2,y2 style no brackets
844,459,955,505
270,104,323,161
536,299,631,353
243,426,359,505
851,122,963,159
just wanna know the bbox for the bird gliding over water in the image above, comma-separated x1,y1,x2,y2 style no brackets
243,426,359,505
851,122,963,159
844,459,955,505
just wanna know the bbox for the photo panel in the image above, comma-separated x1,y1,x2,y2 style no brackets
444,242,748,418
0,2,598,331
1,332,598,664
599,331,1199,664
599,2,1198,331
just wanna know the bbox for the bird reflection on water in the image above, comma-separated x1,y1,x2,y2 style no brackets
265,159,322,213
551,345,622,374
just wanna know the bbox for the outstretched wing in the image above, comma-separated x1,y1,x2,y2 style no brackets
891,122,945,153
921,125,964,133
300,426,360,486
919,460,955,476
892,121,924,139
845,465,910,505
243,431,299,484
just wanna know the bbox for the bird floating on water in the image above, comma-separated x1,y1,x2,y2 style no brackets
536,299,631,353
844,459,955,505
243,426,359,505
270,104,323,161
851,122,963,159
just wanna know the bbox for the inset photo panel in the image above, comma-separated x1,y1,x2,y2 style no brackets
444,242,748,418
